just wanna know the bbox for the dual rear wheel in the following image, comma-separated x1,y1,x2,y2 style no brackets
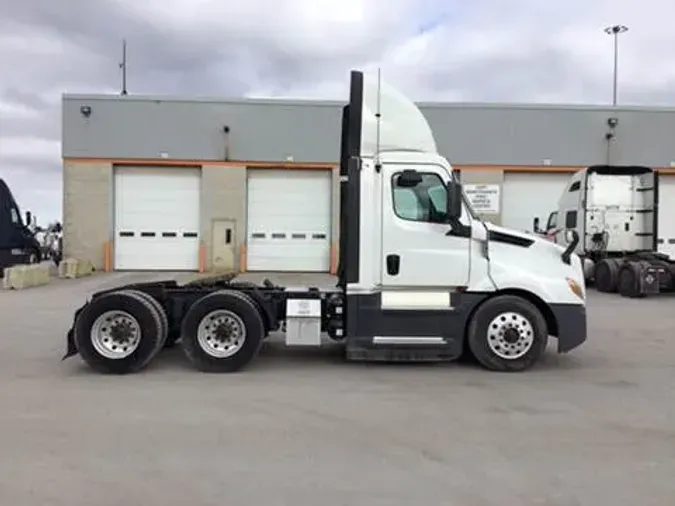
73,289,264,374
73,289,167,374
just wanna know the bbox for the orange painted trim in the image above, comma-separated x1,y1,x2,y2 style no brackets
63,157,336,170
239,243,247,273
198,242,206,273
329,242,338,275
103,241,112,272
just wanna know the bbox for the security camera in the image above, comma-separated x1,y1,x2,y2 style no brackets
607,117,618,128
80,105,92,118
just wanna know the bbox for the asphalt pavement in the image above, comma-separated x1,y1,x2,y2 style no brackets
0,271,673,506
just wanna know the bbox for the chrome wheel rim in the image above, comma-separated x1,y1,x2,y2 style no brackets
487,312,535,360
90,310,142,359
197,310,246,358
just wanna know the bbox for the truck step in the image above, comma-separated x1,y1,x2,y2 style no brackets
346,337,462,363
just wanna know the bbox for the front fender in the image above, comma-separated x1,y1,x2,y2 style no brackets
471,258,582,305
470,270,558,303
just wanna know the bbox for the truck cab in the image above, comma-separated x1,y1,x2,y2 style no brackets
337,70,587,368
0,178,41,275
64,69,588,375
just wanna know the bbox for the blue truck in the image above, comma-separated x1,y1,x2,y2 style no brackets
0,178,41,276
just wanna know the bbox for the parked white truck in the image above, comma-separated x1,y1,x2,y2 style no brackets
536,164,674,297
62,69,588,375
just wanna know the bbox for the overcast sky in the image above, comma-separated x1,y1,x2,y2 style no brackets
1,0,674,223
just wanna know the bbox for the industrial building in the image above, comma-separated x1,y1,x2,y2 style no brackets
61,93,675,273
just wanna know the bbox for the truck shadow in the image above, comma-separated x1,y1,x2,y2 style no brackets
141,337,583,375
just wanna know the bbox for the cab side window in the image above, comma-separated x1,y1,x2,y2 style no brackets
10,208,19,224
392,172,448,224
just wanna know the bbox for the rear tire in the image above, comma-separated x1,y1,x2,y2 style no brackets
120,290,169,353
181,290,264,373
467,295,548,372
617,262,644,298
73,290,164,374
594,259,619,293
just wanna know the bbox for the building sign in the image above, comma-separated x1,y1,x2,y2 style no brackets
464,184,500,214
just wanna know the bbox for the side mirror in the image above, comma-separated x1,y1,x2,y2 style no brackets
533,217,541,233
446,181,463,220
561,229,580,265
25,211,32,226
397,170,423,188
564,229,578,244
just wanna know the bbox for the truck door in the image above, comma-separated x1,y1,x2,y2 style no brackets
381,164,471,290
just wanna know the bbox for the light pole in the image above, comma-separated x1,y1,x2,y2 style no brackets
604,25,628,106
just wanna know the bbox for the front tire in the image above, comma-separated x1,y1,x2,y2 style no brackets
181,290,264,373
467,295,548,372
27,249,40,264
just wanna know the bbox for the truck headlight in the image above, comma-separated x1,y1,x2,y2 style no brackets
566,277,584,300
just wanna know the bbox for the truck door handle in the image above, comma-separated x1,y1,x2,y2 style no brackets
386,254,400,275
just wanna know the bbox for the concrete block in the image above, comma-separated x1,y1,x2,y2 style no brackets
2,263,51,290
58,258,95,279
2,268,13,290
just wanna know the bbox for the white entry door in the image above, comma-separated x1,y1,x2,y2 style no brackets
246,169,332,271
502,172,571,233
114,166,201,270
381,164,471,289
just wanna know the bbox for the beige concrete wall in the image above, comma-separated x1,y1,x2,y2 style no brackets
200,165,246,271
459,169,505,226
62,161,112,270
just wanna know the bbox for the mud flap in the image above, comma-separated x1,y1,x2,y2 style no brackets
62,328,78,360
62,304,86,360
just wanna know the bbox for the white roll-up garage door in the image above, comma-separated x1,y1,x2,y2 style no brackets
246,169,332,272
501,172,572,233
657,174,675,259
114,166,201,271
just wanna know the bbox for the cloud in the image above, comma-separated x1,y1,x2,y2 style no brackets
1,0,674,223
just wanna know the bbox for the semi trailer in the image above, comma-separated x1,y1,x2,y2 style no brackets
62,70,588,375
0,178,41,276
540,164,675,297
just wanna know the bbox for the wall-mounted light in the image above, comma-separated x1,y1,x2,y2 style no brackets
223,125,231,161
80,105,92,118
605,117,619,141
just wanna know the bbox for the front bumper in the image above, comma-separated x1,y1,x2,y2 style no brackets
549,303,587,353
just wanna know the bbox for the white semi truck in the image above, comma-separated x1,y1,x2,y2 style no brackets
62,70,588,375
538,164,674,297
